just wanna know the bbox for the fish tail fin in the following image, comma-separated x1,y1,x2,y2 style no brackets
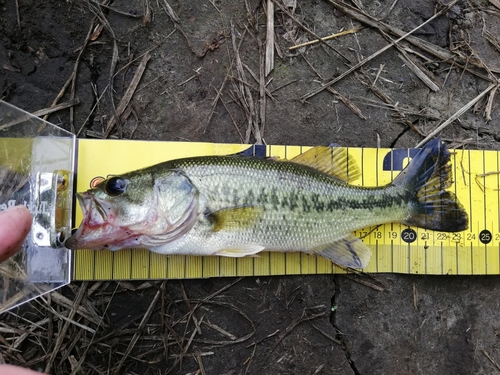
393,138,468,232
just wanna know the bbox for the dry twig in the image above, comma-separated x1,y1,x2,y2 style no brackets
416,83,497,147
103,53,151,138
265,0,274,76
271,0,351,63
230,22,262,144
288,28,362,50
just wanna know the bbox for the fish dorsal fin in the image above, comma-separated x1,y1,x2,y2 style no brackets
311,234,371,269
290,146,361,183
207,206,262,232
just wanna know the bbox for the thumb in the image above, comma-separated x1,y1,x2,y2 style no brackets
0,205,32,263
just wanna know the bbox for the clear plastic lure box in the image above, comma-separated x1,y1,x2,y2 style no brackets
0,100,75,312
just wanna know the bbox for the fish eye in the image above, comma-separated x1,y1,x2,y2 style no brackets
105,177,128,196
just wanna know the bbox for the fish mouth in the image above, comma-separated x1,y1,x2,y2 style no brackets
64,194,88,249
65,192,118,250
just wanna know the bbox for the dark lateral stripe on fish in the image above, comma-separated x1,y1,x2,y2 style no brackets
322,194,410,213
238,189,410,214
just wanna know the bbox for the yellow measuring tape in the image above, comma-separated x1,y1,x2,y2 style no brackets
73,140,499,279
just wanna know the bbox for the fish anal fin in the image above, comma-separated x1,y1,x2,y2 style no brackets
208,206,262,232
312,234,371,269
291,146,361,183
216,244,265,257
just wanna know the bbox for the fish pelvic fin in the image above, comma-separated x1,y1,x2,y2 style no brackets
291,146,361,183
312,234,372,269
393,138,468,232
216,244,265,257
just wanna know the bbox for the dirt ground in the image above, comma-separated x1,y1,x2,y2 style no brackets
1,0,500,374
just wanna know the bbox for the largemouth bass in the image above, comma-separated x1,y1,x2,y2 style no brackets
65,139,468,269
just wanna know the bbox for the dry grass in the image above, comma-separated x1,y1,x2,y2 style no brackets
1,279,257,374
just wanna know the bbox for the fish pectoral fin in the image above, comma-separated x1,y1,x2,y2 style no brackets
207,206,262,232
312,234,371,269
290,146,361,183
216,244,265,257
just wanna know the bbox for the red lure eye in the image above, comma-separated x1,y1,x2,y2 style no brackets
90,176,105,188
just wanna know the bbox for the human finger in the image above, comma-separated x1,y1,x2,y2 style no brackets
0,364,44,375
0,205,32,263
